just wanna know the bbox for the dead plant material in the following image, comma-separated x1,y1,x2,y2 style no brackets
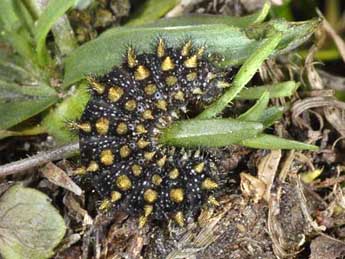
101,220,145,259
323,106,345,137
292,96,345,127
63,192,92,225
142,196,276,259
279,150,296,181
295,177,326,233
267,178,325,259
0,142,79,177
240,172,266,203
318,69,345,91
309,235,345,259
305,45,324,90
312,166,345,189
318,10,345,63
303,89,335,97
257,150,281,202
40,162,82,195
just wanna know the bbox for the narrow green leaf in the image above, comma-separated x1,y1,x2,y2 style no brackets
144,1,270,27
0,81,58,129
0,59,34,83
42,83,90,144
0,31,36,62
0,125,46,140
63,19,319,87
34,0,75,65
0,1,36,61
197,32,282,119
12,0,36,35
159,119,263,147
0,185,66,259
126,0,179,26
240,134,319,150
299,47,341,61
238,91,270,121
0,0,22,31
236,81,300,100
258,106,284,127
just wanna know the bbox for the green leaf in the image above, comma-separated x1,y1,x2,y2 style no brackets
63,24,252,86
0,59,34,83
63,19,319,87
34,0,75,65
1,31,36,62
236,81,300,100
258,106,284,127
243,18,320,60
270,0,293,21
0,0,22,32
159,119,263,147
144,1,270,27
0,1,36,61
42,83,90,144
0,80,58,130
0,124,46,140
238,91,270,121
126,0,179,26
240,134,319,150
197,32,282,119
0,184,66,259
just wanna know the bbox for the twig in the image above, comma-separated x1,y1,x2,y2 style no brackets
0,142,79,177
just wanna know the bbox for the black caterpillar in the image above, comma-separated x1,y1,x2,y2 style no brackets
76,39,234,227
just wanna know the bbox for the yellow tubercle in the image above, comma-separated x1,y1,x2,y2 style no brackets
116,175,132,191
86,161,99,172
95,117,109,135
152,174,162,186
161,56,175,71
184,55,197,68
170,188,184,203
135,65,150,80
100,149,114,166
201,178,218,190
174,211,185,227
144,188,158,203
108,86,124,102
119,145,131,158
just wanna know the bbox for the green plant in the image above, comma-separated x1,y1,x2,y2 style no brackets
0,0,319,150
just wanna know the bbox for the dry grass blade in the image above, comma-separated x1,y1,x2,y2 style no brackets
318,69,345,91
323,106,345,137
268,187,300,258
305,45,324,90
257,150,281,202
292,96,345,123
318,10,345,63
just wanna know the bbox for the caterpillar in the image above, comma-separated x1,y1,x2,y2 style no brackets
75,38,234,227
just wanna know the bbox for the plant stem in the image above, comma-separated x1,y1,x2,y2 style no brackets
0,142,79,177
51,15,78,57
